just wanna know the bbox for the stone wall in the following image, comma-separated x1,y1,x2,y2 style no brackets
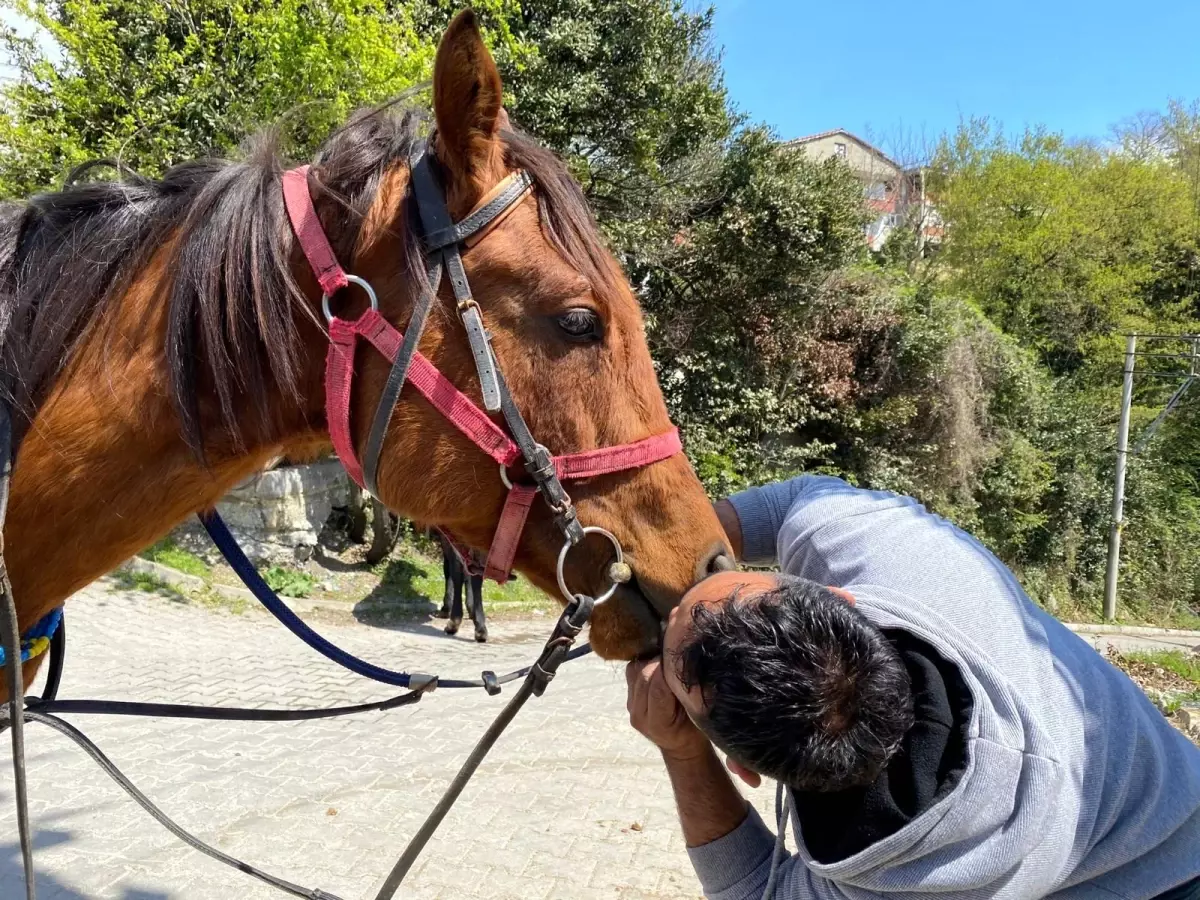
174,460,350,564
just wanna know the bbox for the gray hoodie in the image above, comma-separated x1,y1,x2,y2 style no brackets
688,476,1200,900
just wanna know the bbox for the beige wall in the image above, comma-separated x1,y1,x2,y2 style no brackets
793,134,901,184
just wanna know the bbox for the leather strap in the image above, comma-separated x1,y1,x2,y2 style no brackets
371,595,594,900
204,510,590,691
555,429,681,480
424,171,534,250
495,365,583,545
0,399,35,900
479,431,681,584
361,254,438,498
31,690,424,722
324,309,522,487
410,152,503,410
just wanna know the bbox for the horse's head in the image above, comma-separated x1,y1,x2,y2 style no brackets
321,12,731,659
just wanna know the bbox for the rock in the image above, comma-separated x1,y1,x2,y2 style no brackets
171,460,350,565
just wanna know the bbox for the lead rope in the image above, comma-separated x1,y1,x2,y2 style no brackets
761,781,790,900
5,588,590,900
0,400,36,900
372,593,593,899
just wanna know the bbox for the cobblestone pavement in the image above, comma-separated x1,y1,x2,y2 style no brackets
0,581,774,900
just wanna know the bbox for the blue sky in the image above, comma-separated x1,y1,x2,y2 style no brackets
711,0,1200,150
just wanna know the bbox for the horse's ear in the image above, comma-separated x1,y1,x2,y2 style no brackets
433,11,504,188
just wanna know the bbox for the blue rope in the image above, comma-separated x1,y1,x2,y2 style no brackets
0,606,62,667
200,511,414,688
199,510,591,691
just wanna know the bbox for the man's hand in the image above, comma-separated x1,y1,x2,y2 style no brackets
626,658,710,760
627,657,752,848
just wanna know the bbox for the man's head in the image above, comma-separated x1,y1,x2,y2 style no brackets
662,571,914,792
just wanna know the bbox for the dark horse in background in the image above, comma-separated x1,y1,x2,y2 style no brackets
347,481,487,642
435,533,487,643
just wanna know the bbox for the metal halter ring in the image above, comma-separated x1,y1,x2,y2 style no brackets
556,526,626,605
322,274,379,324
499,444,551,491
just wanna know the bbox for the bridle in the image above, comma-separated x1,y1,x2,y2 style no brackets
284,144,682,595
0,140,687,900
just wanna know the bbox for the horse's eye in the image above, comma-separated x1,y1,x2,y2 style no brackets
556,308,602,342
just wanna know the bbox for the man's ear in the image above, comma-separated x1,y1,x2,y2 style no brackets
726,756,762,789
826,585,857,606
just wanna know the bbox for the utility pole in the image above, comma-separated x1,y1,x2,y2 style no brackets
1103,336,1136,621
1103,334,1199,621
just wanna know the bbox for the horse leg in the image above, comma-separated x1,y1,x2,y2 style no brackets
436,538,452,619
365,501,397,564
346,482,368,544
444,552,464,636
468,572,487,643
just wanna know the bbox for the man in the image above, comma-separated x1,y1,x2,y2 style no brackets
627,475,1200,899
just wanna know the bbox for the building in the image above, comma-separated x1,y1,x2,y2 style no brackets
784,129,941,252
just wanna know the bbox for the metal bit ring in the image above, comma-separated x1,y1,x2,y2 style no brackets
556,526,626,605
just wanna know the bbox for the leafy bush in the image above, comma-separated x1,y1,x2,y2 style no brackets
263,566,316,599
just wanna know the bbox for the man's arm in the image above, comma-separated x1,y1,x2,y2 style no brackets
714,499,745,564
662,745,750,847
719,478,811,567
627,659,791,898
626,658,749,844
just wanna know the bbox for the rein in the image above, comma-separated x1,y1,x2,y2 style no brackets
0,140,682,900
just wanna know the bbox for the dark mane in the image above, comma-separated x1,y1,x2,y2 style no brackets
0,103,617,455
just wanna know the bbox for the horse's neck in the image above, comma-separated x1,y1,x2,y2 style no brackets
3,268,326,629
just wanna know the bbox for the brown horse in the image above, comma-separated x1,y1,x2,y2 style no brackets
0,11,730,695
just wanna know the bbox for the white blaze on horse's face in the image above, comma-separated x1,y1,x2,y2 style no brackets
354,12,733,660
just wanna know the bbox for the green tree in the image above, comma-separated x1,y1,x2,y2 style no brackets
930,119,1198,375
0,0,438,194
913,118,1200,623
639,130,869,492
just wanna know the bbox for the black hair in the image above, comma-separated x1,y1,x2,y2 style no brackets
675,577,914,792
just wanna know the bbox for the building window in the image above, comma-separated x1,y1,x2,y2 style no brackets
834,142,847,157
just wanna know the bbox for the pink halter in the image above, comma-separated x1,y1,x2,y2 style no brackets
281,158,682,591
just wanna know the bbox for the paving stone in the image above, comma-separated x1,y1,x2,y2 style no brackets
0,578,774,898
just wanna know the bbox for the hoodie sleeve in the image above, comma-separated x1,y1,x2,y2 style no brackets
687,806,848,900
726,477,812,566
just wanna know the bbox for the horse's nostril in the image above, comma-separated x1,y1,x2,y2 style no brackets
696,543,736,582
709,553,735,574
